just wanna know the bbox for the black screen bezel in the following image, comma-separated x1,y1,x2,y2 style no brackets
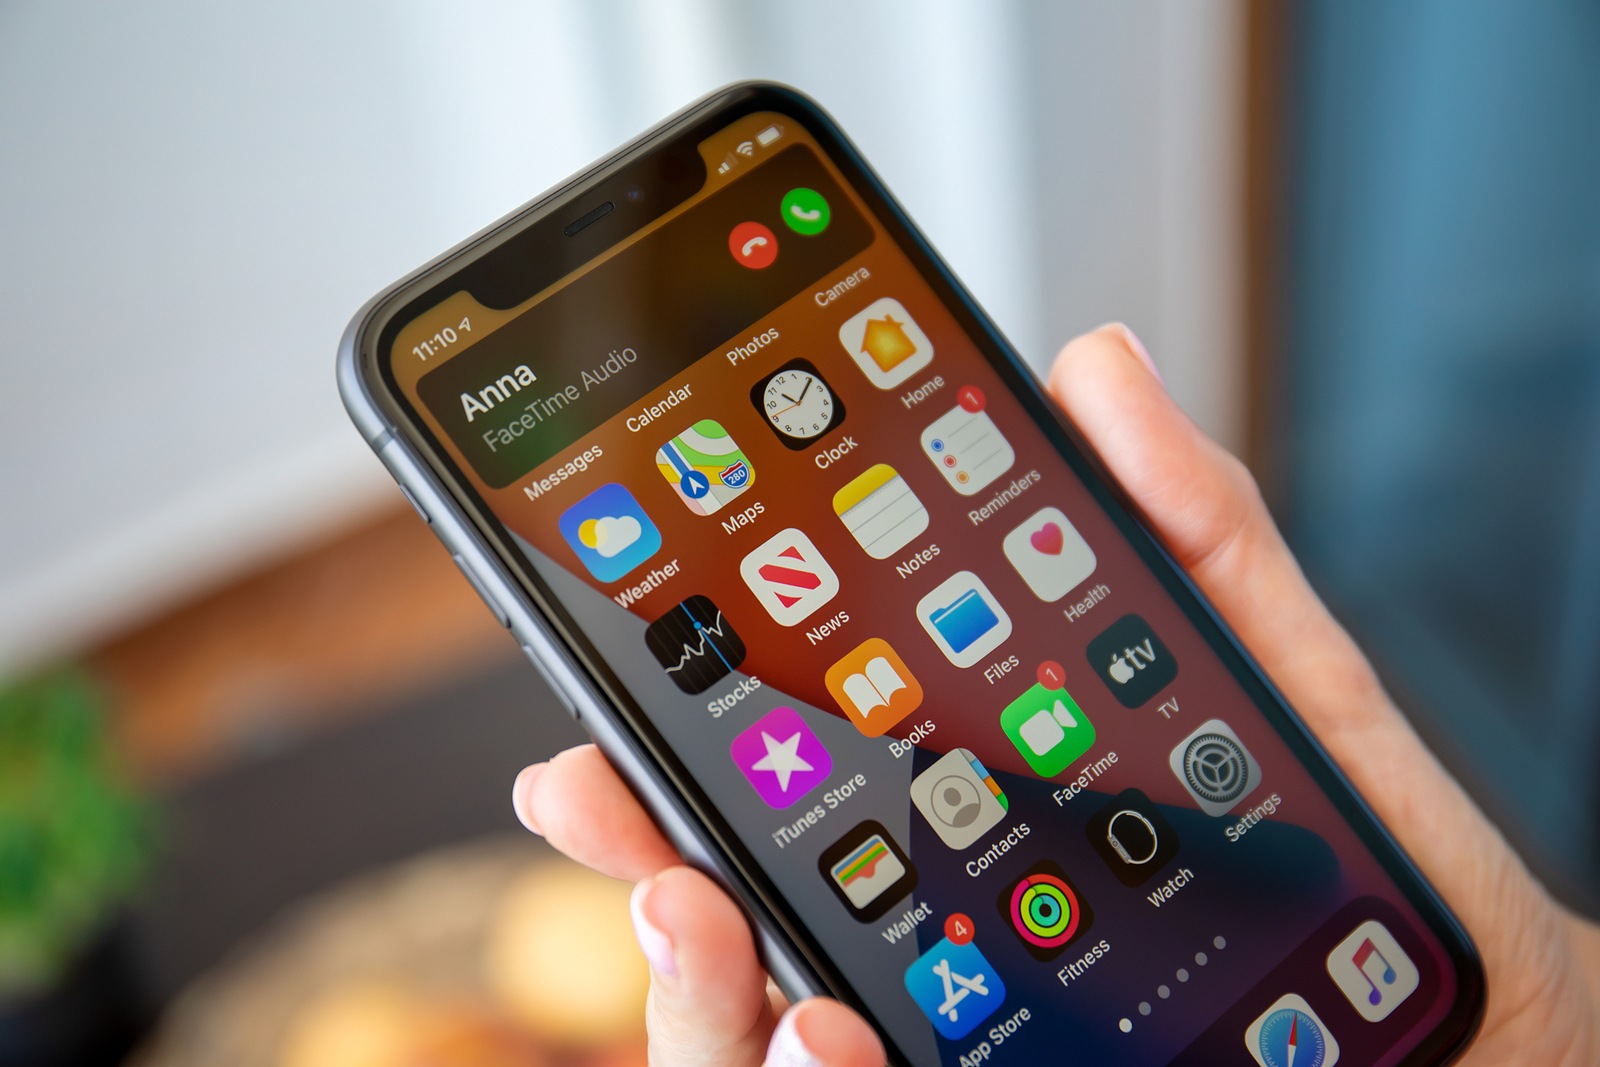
350,82,1485,1065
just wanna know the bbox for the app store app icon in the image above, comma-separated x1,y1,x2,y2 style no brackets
904,936,1007,1040
916,571,1012,668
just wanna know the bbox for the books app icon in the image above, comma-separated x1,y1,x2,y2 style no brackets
916,571,1012,668
825,638,924,737
645,596,747,694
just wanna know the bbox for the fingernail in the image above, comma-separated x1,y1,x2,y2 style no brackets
511,763,546,834
630,878,678,979
767,1008,821,1067
1102,322,1162,383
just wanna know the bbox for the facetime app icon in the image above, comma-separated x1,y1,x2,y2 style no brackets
838,297,934,389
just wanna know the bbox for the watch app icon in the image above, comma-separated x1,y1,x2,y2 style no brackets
909,748,1008,850
1085,789,1180,886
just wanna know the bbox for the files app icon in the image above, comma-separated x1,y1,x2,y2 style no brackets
916,571,1012,668
825,638,923,737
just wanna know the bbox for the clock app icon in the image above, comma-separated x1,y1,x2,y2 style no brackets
750,358,846,449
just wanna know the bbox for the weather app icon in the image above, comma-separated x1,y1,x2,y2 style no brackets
558,482,662,583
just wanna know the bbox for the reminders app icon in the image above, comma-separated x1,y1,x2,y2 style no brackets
920,391,1015,496
916,571,1012,668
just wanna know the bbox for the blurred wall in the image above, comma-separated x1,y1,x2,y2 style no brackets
0,0,1244,674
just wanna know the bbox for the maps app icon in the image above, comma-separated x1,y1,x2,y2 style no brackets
656,419,754,516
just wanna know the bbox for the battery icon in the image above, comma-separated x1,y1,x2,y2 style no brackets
756,124,782,148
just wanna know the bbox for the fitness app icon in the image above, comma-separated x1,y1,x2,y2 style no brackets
996,860,1094,961
909,748,1009,850
1169,719,1263,817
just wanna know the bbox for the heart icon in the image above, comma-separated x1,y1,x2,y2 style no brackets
1030,522,1065,555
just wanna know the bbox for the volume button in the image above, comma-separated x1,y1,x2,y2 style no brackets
521,645,580,721
452,555,511,628
398,484,431,524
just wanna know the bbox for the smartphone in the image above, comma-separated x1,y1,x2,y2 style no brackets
338,83,1484,1065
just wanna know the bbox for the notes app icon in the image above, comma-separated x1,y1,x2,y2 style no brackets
839,297,934,389
825,637,924,736
833,464,929,559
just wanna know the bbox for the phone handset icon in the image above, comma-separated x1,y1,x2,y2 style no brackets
729,221,778,269
781,187,831,235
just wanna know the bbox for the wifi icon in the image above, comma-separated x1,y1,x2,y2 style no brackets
737,140,755,157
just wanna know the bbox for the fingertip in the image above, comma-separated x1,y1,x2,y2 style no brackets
629,875,678,979
770,998,885,1067
511,762,546,834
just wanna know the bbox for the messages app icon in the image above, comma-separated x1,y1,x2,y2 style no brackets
558,483,662,583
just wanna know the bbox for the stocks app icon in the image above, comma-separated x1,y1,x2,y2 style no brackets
646,596,747,694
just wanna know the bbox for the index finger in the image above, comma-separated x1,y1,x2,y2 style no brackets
516,744,682,881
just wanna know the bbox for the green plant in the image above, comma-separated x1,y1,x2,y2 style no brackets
0,670,146,999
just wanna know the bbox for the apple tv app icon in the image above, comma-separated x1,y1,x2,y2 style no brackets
1086,614,1176,708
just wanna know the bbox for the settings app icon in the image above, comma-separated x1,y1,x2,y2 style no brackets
1168,719,1262,816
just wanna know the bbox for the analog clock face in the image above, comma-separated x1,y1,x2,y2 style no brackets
751,359,845,449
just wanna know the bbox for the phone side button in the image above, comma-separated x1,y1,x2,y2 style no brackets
520,645,580,721
398,484,430,524
452,555,511,628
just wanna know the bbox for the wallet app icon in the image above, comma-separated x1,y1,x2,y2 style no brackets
818,820,917,921
915,571,1012,668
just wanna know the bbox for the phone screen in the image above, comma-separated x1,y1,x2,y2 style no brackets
374,104,1478,1064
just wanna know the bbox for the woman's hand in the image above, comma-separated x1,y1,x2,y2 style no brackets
513,325,1600,1066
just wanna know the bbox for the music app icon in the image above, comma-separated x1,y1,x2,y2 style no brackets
1326,920,1421,1022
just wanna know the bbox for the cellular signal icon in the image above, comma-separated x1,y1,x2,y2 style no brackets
646,595,747,694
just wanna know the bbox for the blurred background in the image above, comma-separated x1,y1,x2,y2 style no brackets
1,2,1596,1063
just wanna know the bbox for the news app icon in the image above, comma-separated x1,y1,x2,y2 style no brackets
645,596,746,695
996,860,1094,961
739,528,841,626
729,705,833,810
824,638,923,737
558,483,662,583
903,936,1007,1040
1326,920,1420,1022
909,748,1008,850
1001,506,1096,602
654,419,754,516
838,297,934,389
920,390,1014,496
916,571,1012,668
818,820,917,922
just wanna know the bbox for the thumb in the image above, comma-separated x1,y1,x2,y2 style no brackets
766,998,885,1067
